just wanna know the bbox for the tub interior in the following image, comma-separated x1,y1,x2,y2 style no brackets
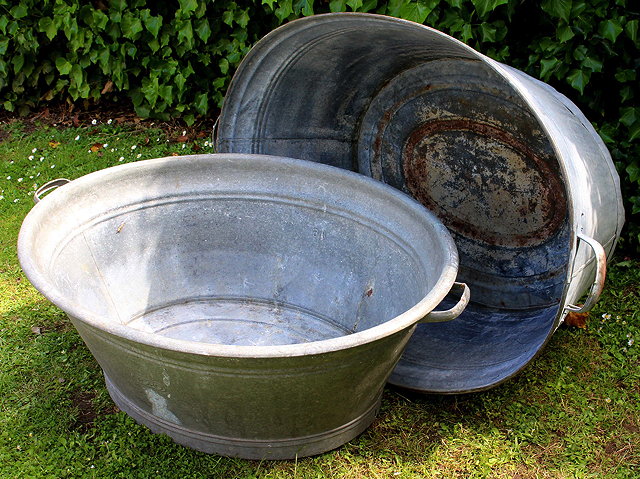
32,160,451,347
217,17,572,390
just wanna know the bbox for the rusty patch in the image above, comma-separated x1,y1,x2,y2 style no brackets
401,118,567,248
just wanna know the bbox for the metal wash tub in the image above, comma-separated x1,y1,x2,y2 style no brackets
217,13,625,393
18,154,468,459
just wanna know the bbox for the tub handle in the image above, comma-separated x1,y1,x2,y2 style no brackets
420,282,470,323
34,178,71,204
565,233,607,313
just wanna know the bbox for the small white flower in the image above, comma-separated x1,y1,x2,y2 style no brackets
75,135,80,141
131,145,137,150
181,143,186,149
204,141,209,147
0,196,4,200
182,130,186,136
50,165,55,168
36,173,40,177
103,143,108,148
88,150,92,153
629,338,635,346
29,176,33,179
605,397,611,403
6,176,11,180
10,160,14,164
156,138,160,142
28,155,34,160
32,148,37,153
17,178,23,182
136,153,142,158
39,157,44,161
91,119,97,125
107,119,113,125
118,157,124,162
602,313,611,320
13,198,19,203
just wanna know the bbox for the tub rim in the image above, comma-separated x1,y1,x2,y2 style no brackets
18,153,460,359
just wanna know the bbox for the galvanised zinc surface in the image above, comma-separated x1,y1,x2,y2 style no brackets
18,154,463,458
217,13,624,393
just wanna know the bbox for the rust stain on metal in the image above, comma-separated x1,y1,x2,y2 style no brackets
401,118,568,248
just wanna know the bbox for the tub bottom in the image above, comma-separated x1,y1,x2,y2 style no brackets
126,296,352,346
104,374,380,459
389,302,560,393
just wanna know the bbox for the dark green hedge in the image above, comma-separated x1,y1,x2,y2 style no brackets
1,0,638,250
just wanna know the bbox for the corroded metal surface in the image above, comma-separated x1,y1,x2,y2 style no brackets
217,13,624,393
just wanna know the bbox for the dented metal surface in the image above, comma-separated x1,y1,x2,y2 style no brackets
217,13,625,393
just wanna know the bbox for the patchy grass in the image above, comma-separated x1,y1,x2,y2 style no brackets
1,119,638,478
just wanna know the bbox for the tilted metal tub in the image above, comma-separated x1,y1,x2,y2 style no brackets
216,13,625,393
18,154,468,459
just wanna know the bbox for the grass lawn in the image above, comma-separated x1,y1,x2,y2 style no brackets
1,118,638,478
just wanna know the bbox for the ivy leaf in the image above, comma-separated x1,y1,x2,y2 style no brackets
121,13,143,40
70,63,83,88
11,54,24,74
178,0,198,15
219,58,229,74
177,20,194,47
195,18,211,42
630,124,640,142
275,0,293,22
541,0,572,22
222,9,235,26
557,25,574,43
143,14,162,38
329,0,346,12
479,23,497,42
599,19,623,43
38,17,58,41
626,19,638,43
581,56,602,72
55,57,72,75
620,107,637,128
399,2,433,23
262,0,277,9
141,76,160,108
471,0,509,18
10,4,28,19
235,9,250,28
346,0,362,11
0,15,8,34
567,69,589,94
540,58,559,79
194,92,208,115
92,10,109,30
627,162,640,182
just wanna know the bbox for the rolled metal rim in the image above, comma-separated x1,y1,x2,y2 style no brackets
18,154,460,359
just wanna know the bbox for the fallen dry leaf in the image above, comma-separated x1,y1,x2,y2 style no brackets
565,311,589,329
31,326,42,335
101,80,114,94
49,141,60,148
90,142,103,152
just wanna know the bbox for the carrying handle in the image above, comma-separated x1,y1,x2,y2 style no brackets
420,282,470,323
565,233,607,313
34,178,71,204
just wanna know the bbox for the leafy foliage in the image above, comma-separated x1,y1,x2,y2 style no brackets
0,0,638,250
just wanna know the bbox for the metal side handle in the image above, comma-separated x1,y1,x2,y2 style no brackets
34,178,71,204
565,233,607,313
420,282,470,323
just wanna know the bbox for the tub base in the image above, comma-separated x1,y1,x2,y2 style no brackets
105,374,380,460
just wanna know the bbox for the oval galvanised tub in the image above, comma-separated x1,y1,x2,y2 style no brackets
18,153,466,458
216,13,624,393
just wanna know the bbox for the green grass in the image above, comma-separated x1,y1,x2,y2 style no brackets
1,120,638,478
